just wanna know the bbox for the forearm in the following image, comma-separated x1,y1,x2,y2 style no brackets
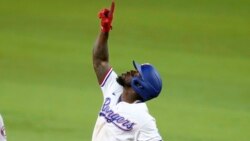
93,32,109,66
92,31,111,83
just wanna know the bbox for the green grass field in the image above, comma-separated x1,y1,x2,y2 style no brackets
0,0,250,140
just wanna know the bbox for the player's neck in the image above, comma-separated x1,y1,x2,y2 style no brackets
121,88,138,104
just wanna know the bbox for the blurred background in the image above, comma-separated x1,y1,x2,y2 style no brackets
0,0,249,141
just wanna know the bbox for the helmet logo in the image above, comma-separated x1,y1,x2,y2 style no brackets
135,81,143,88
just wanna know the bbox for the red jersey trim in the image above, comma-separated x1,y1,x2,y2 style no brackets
100,68,113,87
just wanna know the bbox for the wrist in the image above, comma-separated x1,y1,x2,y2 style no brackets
101,26,111,32
100,21,112,32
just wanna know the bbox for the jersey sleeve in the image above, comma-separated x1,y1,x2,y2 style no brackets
0,114,7,141
135,119,163,141
99,68,123,98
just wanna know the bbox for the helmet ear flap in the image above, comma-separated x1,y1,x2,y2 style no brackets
131,77,143,89
131,77,151,102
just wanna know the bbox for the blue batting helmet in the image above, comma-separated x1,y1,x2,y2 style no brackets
131,61,162,102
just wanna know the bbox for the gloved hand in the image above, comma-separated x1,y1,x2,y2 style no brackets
98,0,115,32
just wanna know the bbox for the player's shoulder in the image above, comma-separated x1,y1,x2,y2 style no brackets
100,67,116,87
100,69,123,97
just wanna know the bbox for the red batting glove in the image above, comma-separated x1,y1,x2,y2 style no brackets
98,0,115,32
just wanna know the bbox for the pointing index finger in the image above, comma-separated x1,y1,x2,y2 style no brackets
109,0,115,17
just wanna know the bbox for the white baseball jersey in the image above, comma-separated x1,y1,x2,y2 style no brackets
0,114,7,141
92,68,163,141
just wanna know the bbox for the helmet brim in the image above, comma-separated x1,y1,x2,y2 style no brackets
133,60,142,76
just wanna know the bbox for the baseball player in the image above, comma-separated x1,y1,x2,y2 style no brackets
0,114,7,141
92,1,163,141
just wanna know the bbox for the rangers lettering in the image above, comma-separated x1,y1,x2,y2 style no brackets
99,98,136,131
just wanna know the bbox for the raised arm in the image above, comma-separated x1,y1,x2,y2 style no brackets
93,1,115,84
93,32,110,84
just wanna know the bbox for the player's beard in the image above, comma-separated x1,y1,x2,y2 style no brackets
116,76,131,87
